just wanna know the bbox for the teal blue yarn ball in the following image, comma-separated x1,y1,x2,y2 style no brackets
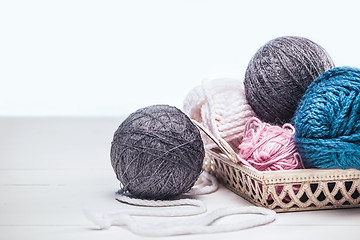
293,67,360,170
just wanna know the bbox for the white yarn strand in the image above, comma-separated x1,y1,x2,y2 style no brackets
185,171,219,195
114,195,207,217
85,206,276,236
84,171,276,236
84,197,207,230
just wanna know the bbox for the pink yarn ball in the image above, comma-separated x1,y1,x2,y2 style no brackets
237,117,304,203
237,117,304,171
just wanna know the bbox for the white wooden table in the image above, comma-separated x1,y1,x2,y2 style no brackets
1,117,359,240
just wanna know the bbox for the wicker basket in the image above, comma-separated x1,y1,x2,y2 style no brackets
193,120,360,212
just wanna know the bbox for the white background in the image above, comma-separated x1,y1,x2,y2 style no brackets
1,0,360,116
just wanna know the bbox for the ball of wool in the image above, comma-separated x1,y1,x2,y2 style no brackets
244,36,335,124
237,117,304,171
293,67,360,170
183,78,256,151
111,104,205,200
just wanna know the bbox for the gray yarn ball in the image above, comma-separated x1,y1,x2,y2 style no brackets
110,104,205,200
244,36,335,124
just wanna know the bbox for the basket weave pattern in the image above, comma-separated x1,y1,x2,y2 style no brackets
204,150,360,212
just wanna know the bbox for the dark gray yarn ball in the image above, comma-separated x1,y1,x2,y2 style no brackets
244,36,335,124
110,104,205,200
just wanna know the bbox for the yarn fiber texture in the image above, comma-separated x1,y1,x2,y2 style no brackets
183,78,256,151
111,104,205,200
244,36,335,124
293,67,360,170
237,117,303,171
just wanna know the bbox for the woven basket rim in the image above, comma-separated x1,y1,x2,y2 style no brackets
208,150,360,184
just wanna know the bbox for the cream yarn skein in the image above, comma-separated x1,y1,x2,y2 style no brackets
183,78,256,151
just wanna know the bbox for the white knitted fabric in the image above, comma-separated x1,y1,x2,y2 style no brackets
183,78,257,151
